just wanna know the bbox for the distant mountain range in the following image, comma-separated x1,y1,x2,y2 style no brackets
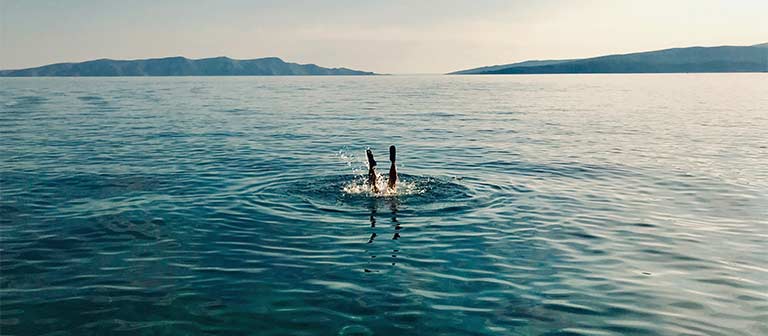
451,43,768,74
2,43,765,76
0,56,376,76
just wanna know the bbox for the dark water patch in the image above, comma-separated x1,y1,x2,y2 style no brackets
92,212,168,241
3,95,50,111
219,107,251,114
77,95,108,105
190,86,208,94
38,173,167,201
77,95,120,112
270,132,312,140
150,130,189,138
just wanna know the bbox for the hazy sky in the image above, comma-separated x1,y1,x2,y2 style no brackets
1,0,766,73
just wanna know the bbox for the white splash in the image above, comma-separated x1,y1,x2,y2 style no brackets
337,148,425,197
341,174,424,197
336,148,367,176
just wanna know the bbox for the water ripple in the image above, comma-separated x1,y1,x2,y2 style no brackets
1,75,766,335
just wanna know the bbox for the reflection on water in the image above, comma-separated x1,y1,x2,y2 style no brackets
365,197,402,273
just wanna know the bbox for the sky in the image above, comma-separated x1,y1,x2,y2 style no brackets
1,0,766,74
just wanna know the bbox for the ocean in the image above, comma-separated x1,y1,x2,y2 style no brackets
1,74,766,335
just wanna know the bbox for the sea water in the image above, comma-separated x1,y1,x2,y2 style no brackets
1,74,766,335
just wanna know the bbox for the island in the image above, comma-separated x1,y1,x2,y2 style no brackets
450,43,768,74
0,56,377,76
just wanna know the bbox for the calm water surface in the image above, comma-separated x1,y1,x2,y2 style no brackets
1,75,767,335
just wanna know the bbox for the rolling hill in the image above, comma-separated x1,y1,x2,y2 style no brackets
0,56,377,76
450,43,768,74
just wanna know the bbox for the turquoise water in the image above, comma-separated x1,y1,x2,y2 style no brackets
1,74,766,335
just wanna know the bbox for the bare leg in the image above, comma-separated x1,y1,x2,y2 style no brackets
387,145,398,191
366,149,379,193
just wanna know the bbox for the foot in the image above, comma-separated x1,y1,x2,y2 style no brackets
366,149,377,167
389,145,396,162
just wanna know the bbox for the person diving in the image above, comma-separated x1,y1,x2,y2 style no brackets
366,145,398,193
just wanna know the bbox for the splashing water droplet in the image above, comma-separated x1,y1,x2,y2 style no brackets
341,174,425,197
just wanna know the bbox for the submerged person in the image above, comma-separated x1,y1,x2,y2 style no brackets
366,145,398,193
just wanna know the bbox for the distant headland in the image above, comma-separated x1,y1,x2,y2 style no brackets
0,56,377,77
450,43,768,74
